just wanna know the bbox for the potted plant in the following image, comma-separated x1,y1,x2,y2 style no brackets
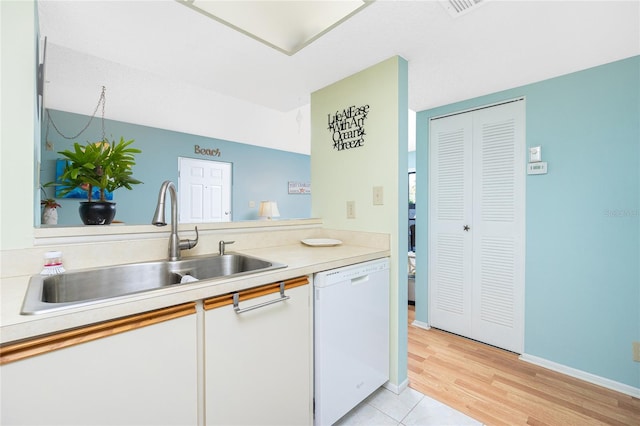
40,197,61,225
53,137,142,225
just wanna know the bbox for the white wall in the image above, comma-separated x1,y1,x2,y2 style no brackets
44,43,311,155
1,1,311,250
1,0,36,250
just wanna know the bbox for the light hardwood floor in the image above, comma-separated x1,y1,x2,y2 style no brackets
407,306,640,425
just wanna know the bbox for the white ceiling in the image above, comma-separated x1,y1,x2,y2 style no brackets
38,0,639,114
182,0,371,55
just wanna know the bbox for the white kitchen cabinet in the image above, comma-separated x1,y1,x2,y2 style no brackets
0,303,198,426
203,277,312,426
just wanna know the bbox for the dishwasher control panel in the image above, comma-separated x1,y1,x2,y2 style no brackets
314,258,389,287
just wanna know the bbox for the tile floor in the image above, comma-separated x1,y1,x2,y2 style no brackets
334,386,482,426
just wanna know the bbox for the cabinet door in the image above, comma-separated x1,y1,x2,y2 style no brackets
1,304,198,426
204,277,312,426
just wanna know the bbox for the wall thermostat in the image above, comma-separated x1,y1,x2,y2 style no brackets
529,146,542,163
527,162,547,175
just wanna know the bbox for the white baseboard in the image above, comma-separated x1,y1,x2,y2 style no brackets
519,353,640,398
411,320,430,330
383,378,409,395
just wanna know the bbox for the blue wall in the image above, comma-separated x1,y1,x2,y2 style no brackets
415,56,639,388
41,110,311,225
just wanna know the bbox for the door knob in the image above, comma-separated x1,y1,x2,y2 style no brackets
463,225,470,232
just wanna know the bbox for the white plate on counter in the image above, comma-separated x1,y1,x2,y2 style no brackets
301,238,343,247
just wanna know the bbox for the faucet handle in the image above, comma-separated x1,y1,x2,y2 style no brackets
219,240,235,255
179,226,199,250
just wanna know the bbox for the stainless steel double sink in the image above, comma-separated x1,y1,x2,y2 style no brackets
21,253,287,315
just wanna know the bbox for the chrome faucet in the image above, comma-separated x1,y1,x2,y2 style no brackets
152,180,198,261
219,240,234,255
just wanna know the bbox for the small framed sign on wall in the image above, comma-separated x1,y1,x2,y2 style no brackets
288,181,311,194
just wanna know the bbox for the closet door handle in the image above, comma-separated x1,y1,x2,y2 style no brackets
463,225,471,232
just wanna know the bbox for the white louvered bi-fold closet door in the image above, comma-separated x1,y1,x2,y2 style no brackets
428,112,474,338
429,100,525,354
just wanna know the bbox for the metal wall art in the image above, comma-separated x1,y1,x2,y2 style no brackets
327,104,369,151
194,145,221,157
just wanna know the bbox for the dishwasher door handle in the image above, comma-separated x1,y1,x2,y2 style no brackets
351,275,370,285
233,282,290,314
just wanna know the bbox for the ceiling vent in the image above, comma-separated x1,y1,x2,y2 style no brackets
440,0,487,18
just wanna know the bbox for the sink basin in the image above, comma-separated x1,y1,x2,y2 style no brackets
40,261,182,304
22,253,287,315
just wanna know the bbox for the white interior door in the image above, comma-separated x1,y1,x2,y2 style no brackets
429,100,525,354
178,157,232,223
428,112,473,337
471,102,525,353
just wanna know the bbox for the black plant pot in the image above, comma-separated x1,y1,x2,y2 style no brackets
79,201,116,225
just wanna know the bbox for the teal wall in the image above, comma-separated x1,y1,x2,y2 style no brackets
41,110,311,225
415,56,639,388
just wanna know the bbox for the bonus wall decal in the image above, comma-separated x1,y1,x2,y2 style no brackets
327,104,370,151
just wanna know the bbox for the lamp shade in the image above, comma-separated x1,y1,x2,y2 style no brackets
258,201,280,220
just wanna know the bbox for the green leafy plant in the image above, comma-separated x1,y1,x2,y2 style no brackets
39,187,61,209
41,198,61,209
53,137,142,202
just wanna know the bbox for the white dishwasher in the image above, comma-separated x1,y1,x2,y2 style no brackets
314,258,390,426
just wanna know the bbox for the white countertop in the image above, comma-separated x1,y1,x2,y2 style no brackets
1,242,389,344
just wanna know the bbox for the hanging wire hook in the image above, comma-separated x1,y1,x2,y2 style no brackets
100,86,106,142
46,86,107,141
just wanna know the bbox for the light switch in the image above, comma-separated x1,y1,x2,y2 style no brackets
373,186,384,205
347,201,356,219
